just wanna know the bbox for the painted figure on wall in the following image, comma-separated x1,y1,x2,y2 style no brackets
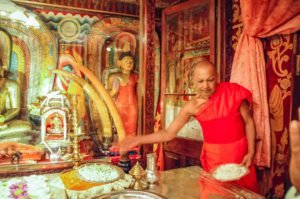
106,50,138,136
166,20,184,94
0,59,32,144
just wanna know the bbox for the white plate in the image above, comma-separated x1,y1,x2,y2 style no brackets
212,163,249,182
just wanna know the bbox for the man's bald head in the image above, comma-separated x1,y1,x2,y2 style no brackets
192,59,216,77
192,59,218,99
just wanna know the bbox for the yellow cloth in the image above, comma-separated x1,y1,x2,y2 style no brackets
59,169,105,191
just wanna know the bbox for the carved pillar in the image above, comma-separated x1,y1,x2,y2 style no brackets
139,0,155,156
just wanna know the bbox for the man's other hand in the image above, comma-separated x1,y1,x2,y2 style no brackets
240,152,254,168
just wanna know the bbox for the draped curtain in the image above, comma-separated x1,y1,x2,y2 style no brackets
230,0,300,167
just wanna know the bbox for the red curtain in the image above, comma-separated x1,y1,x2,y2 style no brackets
230,0,300,167
153,97,164,170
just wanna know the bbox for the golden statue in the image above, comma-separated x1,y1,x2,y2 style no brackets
0,59,32,143
47,113,63,134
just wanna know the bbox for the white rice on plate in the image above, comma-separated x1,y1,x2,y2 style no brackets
78,163,122,183
212,163,248,181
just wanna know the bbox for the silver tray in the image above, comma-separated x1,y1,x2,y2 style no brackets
94,190,167,199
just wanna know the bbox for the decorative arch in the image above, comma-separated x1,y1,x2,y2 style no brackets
87,16,161,112
87,17,139,80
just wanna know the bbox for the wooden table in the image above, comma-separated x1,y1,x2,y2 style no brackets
149,166,265,199
0,165,265,198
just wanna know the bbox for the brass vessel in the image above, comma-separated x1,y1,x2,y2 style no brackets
129,161,148,190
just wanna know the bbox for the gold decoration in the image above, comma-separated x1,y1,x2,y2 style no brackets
269,85,283,132
274,183,285,198
232,1,243,51
268,35,293,133
267,34,293,195
70,95,82,169
267,35,292,78
123,41,131,52
58,18,81,41
129,162,148,190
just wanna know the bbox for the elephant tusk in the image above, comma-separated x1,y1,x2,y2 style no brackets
76,65,126,141
52,70,112,141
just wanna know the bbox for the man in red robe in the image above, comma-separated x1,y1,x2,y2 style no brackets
194,80,257,192
119,59,258,192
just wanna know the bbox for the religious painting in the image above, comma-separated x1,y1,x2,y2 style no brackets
183,2,210,49
166,13,183,53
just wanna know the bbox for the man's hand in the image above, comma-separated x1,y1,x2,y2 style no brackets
289,108,300,191
240,152,254,168
118,135,140,155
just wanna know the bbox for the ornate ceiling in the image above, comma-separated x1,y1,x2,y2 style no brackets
113,0,184,8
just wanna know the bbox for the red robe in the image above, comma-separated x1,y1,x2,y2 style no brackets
195,82,258,192
115,73,138,136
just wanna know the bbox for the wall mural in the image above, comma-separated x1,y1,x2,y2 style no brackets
39,11,100,134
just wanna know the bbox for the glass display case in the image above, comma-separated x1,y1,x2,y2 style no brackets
161,0,216,169
0,0,159,176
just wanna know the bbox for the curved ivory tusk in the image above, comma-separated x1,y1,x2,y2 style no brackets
76,65,126,141
52,70,112,141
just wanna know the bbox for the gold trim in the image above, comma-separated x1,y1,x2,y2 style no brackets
13,0,162,21
13,0,138,18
